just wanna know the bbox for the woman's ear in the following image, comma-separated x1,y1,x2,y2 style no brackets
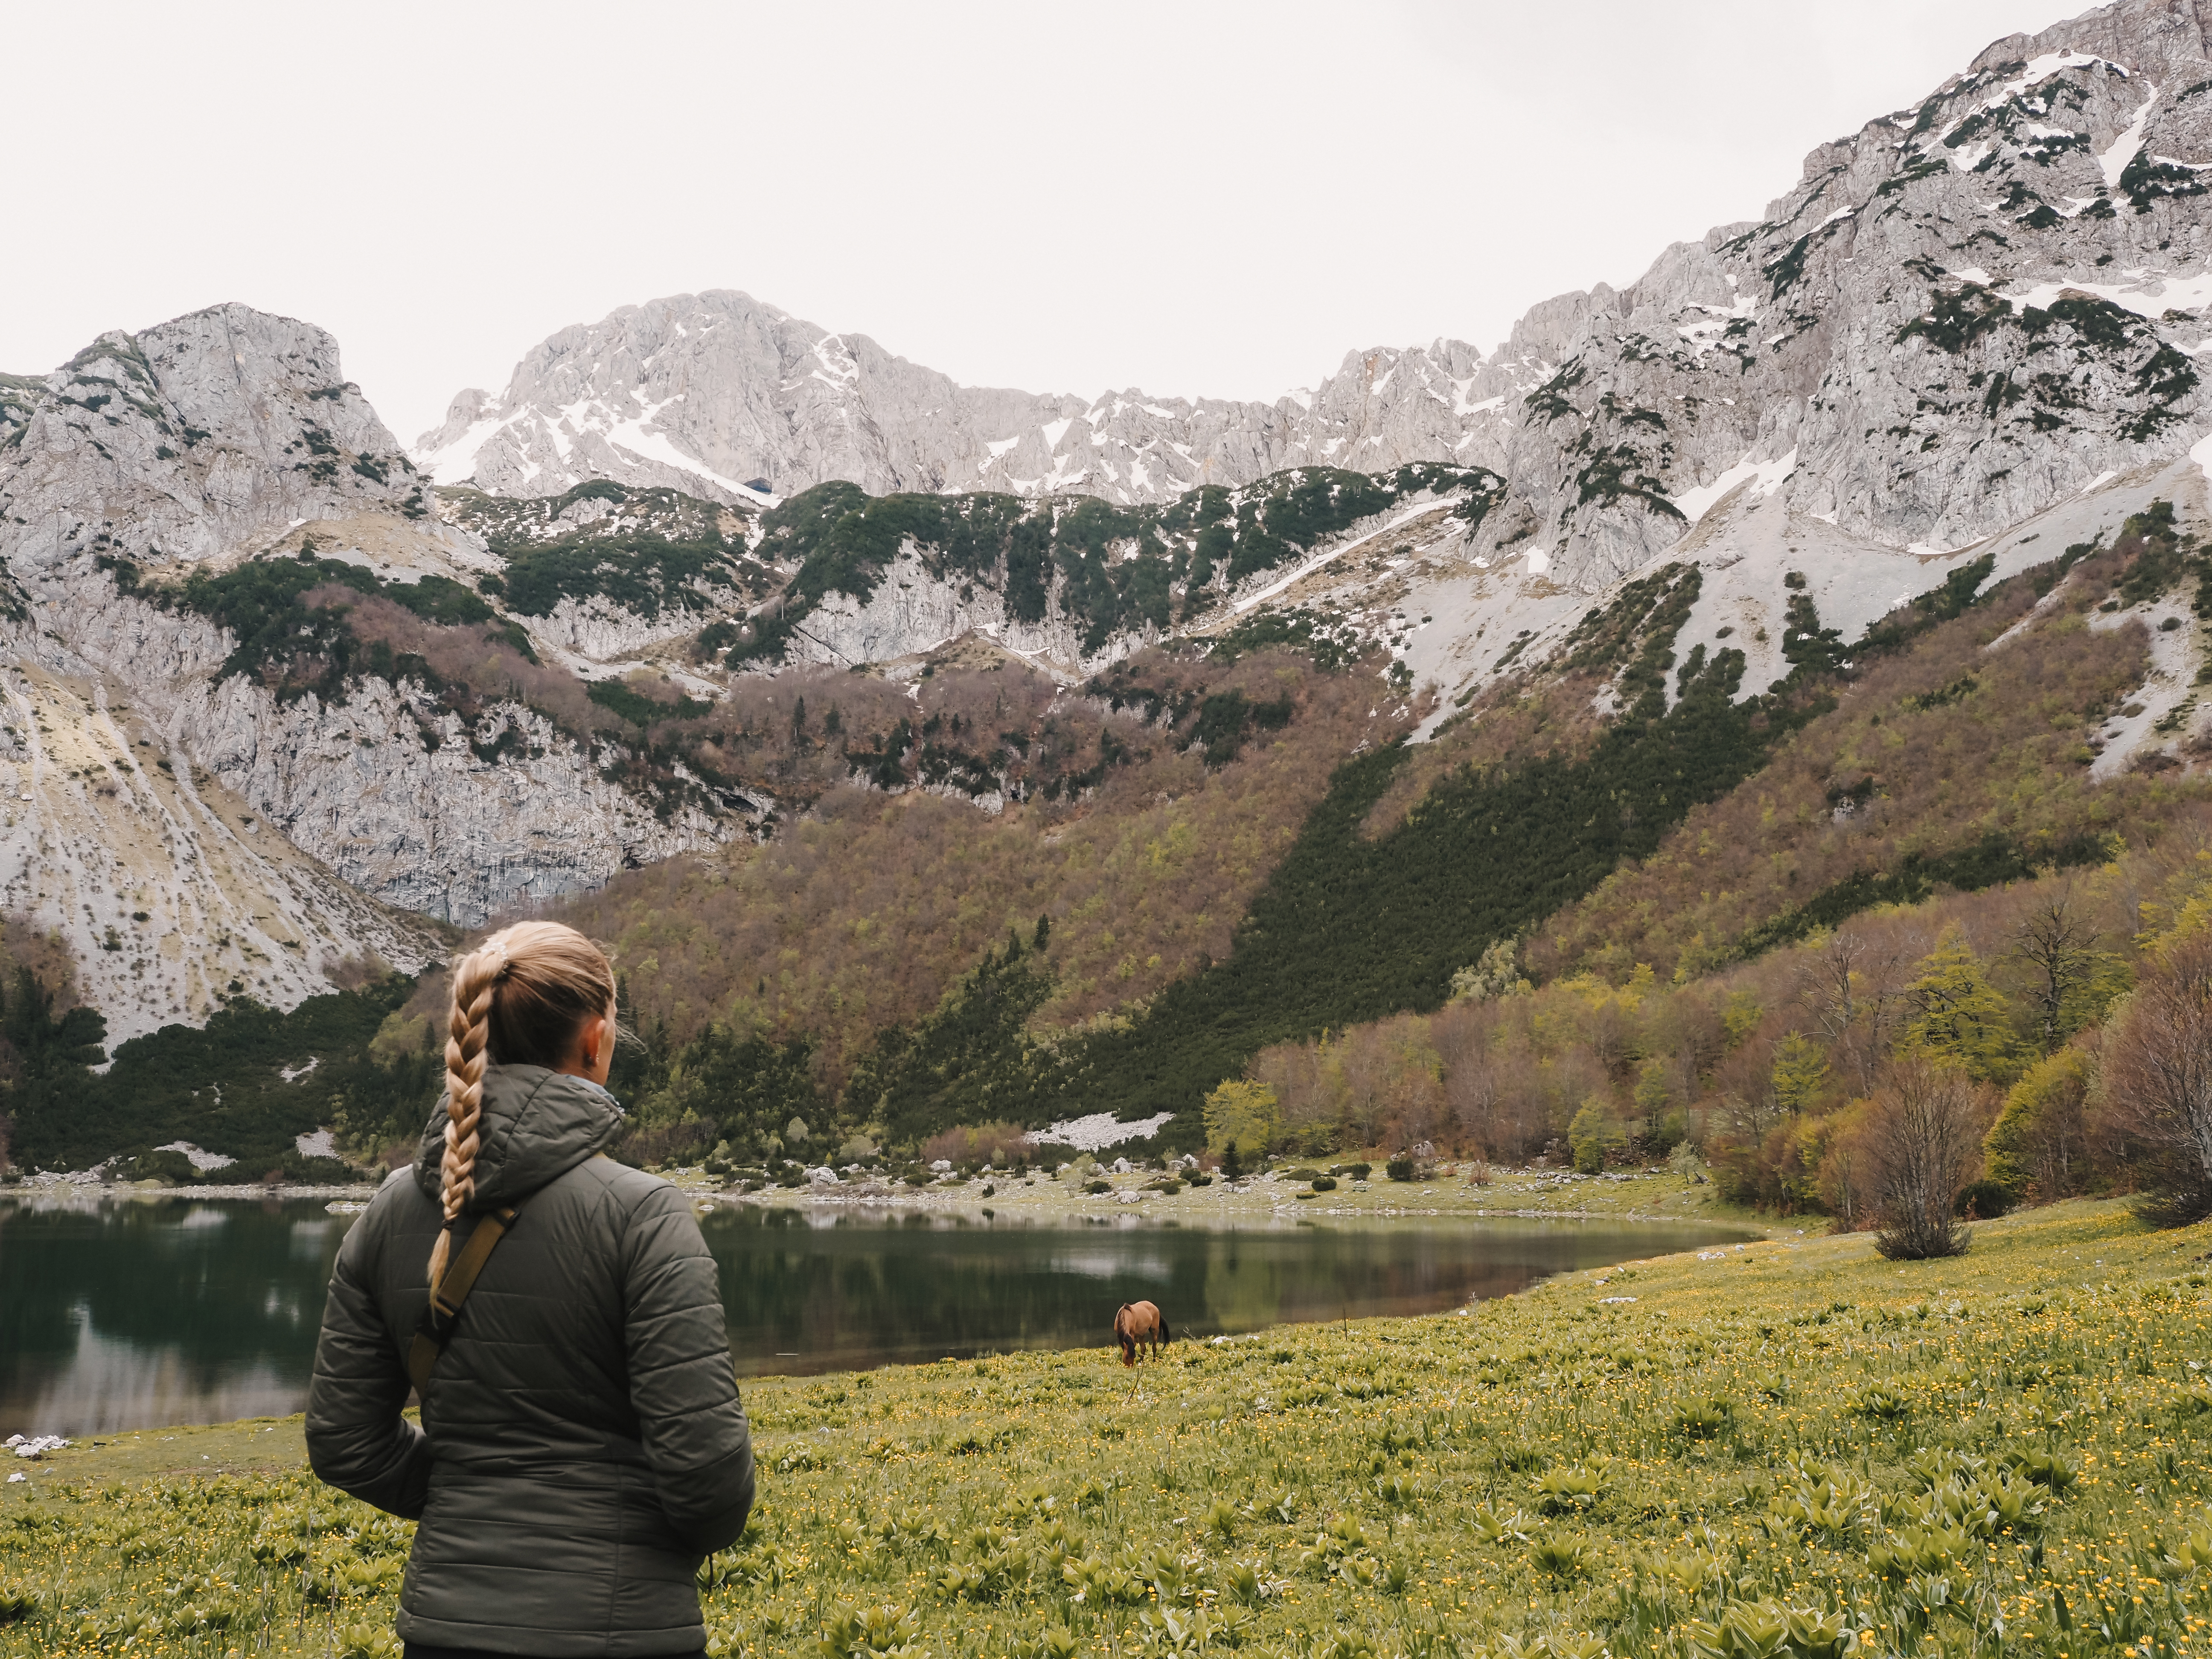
582,1011,616,1084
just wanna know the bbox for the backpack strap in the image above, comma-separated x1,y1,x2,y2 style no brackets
406,1203,521,1392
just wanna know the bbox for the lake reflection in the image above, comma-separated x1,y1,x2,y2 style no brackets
0,1195,1749,1435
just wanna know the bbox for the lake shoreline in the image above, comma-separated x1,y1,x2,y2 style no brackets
0,1162,1784,1234
693,1161,1787,1236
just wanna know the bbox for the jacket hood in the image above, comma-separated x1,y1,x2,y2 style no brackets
413,1065,625,1209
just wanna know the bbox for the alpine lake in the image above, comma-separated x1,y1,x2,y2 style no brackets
0,1194,1751,1438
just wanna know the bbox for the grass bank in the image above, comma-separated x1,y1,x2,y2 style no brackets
3,1201,2209,1659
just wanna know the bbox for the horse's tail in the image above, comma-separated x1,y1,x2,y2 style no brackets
1160,1314,1171,1345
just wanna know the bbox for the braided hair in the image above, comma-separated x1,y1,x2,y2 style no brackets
428,921,616,1288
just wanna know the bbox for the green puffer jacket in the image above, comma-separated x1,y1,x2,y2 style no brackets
306,1065,755,1657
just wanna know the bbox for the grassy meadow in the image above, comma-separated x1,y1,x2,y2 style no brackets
5,1201,2212,1659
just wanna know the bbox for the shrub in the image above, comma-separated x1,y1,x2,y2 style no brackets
1310,1176,1337,1192
1084,1179,1113,1195
1869,1063,1981,1260
1385,1156,1416,1182
126,1148,203,1185
1955,1178,2017,1219
1568,1096,1625,1174
921,1122,1030,1169
2101,926,2212,1224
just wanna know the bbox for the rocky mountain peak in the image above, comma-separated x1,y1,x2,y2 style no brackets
413,288,1495,511
1,302,428,585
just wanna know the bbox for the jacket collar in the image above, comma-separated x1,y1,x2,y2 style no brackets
413,1065,625,1209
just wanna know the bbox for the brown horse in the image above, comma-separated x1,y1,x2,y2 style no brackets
1113,1301,1171,1367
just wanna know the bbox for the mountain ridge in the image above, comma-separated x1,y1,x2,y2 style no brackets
414,0,2212,600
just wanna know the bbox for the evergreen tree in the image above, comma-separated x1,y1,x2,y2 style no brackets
1770,1032,1829,1118
1902,926,2021,1083
1632,1057,1673,1143
1569,1095,1625,1173
841,940,1057,1150
1984,1047,2093,1199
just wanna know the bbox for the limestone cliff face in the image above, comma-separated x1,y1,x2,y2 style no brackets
0,306,740,1025
0,649,446,1045
789,545,1155,672
416,0,2212,598
170,672,723,925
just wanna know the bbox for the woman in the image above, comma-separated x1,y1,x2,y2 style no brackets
308,922,754,1659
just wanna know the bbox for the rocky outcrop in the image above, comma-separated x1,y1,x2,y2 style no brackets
173,671,723,924
790,545,1151,672
416,0,2212,598
1,303,430,577
1449,0,2212,589
0,306,744,1013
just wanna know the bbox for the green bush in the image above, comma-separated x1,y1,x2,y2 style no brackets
1385,1157,1416,1182
1310,1176,1338,1192
125,1148,201,1185
1083,1179,1113,1195
1956,1178,2018,1219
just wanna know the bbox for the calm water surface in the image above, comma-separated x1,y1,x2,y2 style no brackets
0,1196,1749,1437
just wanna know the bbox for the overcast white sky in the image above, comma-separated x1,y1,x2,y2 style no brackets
7,0,2070,445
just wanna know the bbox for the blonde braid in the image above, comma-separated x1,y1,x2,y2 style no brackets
427,939,506,1289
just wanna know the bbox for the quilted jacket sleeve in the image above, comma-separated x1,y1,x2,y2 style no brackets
621,1182,756,1553
306,1196,433,1520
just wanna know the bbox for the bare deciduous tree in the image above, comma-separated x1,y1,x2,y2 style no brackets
1868,1061,1983,1260
2006,884,2109,1052
2101,929,2212,1222
1797,930,1916,1094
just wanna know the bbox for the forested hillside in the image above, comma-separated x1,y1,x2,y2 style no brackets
11,497,2212,1186
570,502,2212,1170
373,647,1415,1098
1529,515,2197,984
1206,508,2212,1228
737,463,1497,663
